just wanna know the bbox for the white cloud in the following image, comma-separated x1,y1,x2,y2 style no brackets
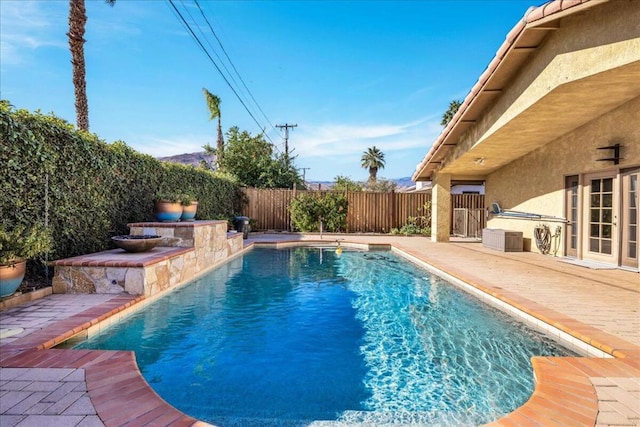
0,1,67,66
290,116,441,159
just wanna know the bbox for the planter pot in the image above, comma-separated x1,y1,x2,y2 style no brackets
180,201,198,222
0,260,27,298
154,200,183,222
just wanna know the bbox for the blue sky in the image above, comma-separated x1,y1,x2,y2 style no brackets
1,0,538,181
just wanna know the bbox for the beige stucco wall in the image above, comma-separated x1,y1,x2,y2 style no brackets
442,0,640,177
431,173,451,242
483,0,640,140
485,96,640,254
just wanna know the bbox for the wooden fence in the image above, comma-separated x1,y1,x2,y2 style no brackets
243,188,485,235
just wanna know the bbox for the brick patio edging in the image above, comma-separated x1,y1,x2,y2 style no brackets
2,241,639,426
0,294,210,426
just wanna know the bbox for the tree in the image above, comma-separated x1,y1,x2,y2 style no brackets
202,88,224,168
366,179,396,193
361,146,386,182
211,126,303,189
260,152,304,189
441,99,462,126
68,0,115,131
333,175,363,192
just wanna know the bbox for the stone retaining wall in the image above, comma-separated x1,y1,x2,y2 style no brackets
52,221,244,298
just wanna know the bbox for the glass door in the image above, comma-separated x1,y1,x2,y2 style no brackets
583,173,618,264
564,175,579,258
621,168,639,269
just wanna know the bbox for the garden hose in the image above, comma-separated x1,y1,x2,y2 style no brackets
534,224,552,255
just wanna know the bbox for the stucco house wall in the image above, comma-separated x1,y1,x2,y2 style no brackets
485,96,640,254
444,0,639,179
414,0,639,265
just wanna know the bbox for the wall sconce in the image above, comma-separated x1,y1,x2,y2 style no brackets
473,157,485,166
597,143,622,165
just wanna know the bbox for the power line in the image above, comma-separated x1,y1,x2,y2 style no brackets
179,0,245,99
166,0,276,145
194,0,279,136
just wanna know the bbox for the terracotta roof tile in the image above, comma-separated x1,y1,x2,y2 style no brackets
412,0,608,181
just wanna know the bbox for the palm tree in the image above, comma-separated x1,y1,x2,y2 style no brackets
203,88,224,168
361,146,386,182
68,0,115,131
441,99,462,126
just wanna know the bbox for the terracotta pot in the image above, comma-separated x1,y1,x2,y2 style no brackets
154,200,183,222
180,201,198,222
0,260,27,298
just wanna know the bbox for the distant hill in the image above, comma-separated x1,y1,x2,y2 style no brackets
157,152,415,190
157,151,215,168
305,177,415,192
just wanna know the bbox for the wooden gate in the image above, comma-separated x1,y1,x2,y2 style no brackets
451,194,485,238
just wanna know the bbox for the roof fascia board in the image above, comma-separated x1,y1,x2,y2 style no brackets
412,0,610,182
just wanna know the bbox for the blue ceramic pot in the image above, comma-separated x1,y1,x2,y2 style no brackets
154,200,183,222
0,260,26,298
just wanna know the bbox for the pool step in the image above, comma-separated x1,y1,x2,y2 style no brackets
209,411,476,427
331,410,479,426
207,416,314,427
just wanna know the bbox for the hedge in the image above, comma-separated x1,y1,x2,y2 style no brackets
0,100,246,263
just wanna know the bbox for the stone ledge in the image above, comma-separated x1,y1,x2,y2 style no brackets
52,221,243,297
51,247,192,268
127,220,226,228
0,287,53,311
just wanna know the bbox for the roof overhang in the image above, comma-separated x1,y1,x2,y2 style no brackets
412,0,639,182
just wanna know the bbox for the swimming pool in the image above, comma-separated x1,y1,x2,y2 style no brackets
75,247,575,426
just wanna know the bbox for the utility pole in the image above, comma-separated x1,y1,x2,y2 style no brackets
276,123,297,163
299,167,310,182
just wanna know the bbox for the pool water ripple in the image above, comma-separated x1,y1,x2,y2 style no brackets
75,248,574,426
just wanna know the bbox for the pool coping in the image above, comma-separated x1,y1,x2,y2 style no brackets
1,240,639,426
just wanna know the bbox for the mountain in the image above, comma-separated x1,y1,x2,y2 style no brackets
157,151,215,168
305,177,416,191
157,152,415,190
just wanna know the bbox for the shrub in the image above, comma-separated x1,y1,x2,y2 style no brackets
289,192,348,232
0,101,246,264
0,223,53,265
391,201,432,236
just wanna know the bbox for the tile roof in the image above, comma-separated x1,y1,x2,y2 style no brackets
412,0,610,181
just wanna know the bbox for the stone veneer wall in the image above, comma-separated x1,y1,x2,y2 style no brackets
52,221,244,298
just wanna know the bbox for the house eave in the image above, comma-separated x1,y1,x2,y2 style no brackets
412,0,612,182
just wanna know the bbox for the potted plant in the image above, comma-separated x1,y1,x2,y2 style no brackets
0,223,53,298
179,193,199,221
154,192,183,222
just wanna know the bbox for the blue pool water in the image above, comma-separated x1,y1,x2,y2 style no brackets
75,248,574,426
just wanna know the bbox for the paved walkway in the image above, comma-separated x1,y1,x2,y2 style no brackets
1,234,639,426
1,367,102,427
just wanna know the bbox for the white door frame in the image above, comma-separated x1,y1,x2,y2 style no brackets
582,171,619,264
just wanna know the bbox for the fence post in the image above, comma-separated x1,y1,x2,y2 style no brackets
290,185,297,232
389,190,396,231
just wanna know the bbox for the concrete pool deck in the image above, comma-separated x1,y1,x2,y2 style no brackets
1,234,639,426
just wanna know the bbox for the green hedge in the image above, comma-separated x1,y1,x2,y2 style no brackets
0,101,246,261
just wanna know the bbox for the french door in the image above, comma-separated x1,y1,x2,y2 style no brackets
620,168,639,269
583,172,619,264
564,175,579,258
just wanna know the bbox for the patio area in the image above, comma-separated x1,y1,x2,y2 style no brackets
1,234,638,426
